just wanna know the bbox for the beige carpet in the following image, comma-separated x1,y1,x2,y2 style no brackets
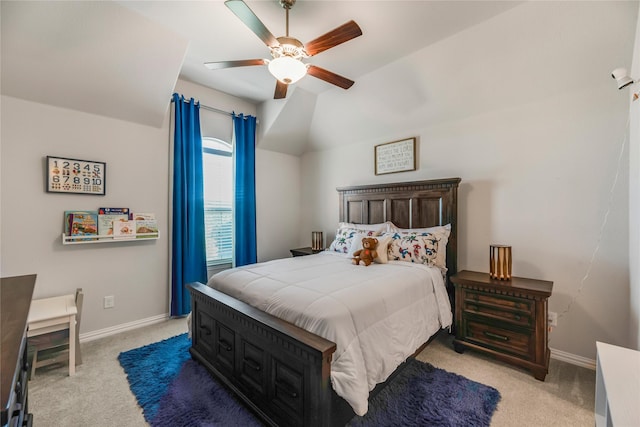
28,318,595,426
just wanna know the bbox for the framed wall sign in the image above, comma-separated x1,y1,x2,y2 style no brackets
46,156,106,195
374,137,416,175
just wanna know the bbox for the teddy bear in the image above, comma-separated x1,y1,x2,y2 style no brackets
352,237,379,266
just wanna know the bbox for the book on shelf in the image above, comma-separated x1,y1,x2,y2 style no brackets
113,220,136,240
97,207,130,236
135,219,158,238
132,212,155,221
64,210,96,235
97,214,129,236
69,212,98,241
98,207,130,218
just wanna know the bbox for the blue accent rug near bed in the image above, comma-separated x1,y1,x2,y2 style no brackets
118,333,501,427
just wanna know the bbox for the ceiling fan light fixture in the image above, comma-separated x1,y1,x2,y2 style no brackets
213,0,363,99
268,56,307,84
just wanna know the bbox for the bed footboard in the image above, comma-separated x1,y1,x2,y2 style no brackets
187,282,337,427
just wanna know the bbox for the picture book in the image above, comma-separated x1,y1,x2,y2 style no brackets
97,214,129,236
113,220,136,240
98,207,130,219
64,211,77,235
69,212,98,241
64,210,97,235
135,219,158,238
131,212,155,221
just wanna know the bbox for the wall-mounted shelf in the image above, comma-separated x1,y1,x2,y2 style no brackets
61,232,159,245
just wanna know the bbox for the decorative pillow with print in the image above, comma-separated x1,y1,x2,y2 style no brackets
328,228,378,254
386,223,451,269
387,232,441,266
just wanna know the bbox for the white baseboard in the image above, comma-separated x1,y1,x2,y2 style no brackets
79,313,170,343
550,347,596,370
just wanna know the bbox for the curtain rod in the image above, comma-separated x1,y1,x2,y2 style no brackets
171,97,258,123
171,97,232,117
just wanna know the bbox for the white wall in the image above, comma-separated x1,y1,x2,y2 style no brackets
301,1,637,361
1,79,301,336
1,95,171,335
629,9,640,351
256,149,302,260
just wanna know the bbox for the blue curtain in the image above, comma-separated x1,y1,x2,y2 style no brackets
233,113,257,266
171,93,207,316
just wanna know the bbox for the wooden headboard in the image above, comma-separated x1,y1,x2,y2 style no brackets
336,177,461,279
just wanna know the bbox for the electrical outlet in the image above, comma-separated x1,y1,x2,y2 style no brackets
548,311,558,327
104,295,115,309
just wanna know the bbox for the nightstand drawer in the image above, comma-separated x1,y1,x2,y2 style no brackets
464,289,533,315
463,298,532,328
465,319,533,360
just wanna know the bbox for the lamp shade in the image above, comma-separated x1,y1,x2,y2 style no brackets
490,244,512,280
311,231,323,251
268,56,307,85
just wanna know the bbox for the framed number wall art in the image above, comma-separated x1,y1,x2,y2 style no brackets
46,156,106,195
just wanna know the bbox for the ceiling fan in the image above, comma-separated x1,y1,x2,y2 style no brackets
205,0,363,99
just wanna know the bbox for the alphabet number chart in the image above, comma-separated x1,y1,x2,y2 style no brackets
47,156,106,195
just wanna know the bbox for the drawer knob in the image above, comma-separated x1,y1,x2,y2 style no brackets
484,331,509,341
199,324,212,336
514,314,521,321
276,379,299,399
243,357,262,371
218,339,232,351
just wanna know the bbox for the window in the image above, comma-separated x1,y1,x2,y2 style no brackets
202,137,232,265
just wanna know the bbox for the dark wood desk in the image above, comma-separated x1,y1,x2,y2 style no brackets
1,274,36,426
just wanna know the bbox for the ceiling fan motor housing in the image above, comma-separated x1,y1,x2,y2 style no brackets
272,36,308,60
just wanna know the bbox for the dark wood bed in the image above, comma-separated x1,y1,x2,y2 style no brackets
188,177,461,427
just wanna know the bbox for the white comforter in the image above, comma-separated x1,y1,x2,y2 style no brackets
207,251,452,416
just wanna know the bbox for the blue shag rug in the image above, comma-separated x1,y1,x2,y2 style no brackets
118,333,501,427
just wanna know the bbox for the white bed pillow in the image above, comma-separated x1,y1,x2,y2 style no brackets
347,234,393,264
387,222,451,237
338,221,394,234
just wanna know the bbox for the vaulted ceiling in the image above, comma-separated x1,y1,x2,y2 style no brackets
2,1,525,153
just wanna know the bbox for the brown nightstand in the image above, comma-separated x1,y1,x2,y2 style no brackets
290,247,323,257
450,270,553,381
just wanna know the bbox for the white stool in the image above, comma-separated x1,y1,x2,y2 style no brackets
27,288,83,376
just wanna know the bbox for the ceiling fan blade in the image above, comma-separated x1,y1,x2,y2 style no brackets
304,20,362,57
274,80,288,99
307,65,354,90
204,59,266,70
225,0,279,48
